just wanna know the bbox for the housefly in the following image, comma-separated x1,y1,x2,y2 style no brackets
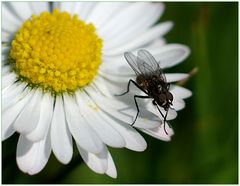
120,49,173,135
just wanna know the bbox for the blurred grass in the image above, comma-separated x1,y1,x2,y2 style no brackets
2,2,238,184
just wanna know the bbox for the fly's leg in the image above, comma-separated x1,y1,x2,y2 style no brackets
115,79,150,126
131,95,150,126
116,79,147,96
154,103,169,135
163,109,169,135
154,102,164,118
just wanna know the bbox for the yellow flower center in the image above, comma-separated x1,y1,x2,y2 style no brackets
10,9,102,93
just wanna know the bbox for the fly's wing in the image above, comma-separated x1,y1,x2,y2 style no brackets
137,49,167,82
124,52,144,76
124,51,152,85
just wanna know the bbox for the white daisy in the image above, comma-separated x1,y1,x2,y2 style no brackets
2,1,191,178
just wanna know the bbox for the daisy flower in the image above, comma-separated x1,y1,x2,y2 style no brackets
2,2,191,178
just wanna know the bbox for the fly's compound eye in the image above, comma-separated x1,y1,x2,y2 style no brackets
166,92,173,102
159,94,166,103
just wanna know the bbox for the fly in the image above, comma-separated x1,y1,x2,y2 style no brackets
119,49,173,135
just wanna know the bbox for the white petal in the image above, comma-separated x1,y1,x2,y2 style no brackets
2,65,11,77
172,97,185,111
2,88,33,140
76,91,125,148
86,88,132,124
160,108,178,121
26,93,54,141
55,2,74,13
2,85,20,139
51,96,73,164
63,95,104,154
165,73,188,83
99,3,162,42
101,44,189,76
2,45,10,54
2,114,15,141
145,38,167,50
2,65,12,76
29,2,49,15
141,124,174,142
105,151,117,178
70,2,97,21
136,119,162,130
149,44,191,69
2,3,21,32
52,2,60,9
87,2,129,29
120,108,162,129
145,100,177,120
97,2,143,38
2,82,27,111
2,30,14,43
84,87,147,150
8,2,34,21
103,22,173,56
92,76,113,98
97,74,130,91
170,85,192,99
2,116,15,141
2,16,18,32
16,133,51,175
87,86,160,129
14,89,42,134
2,72,17,89
2,83,16,96
102,3,164,50
92,76,127,96
77,144,108,174
85,86,129,110
90,81,151,124
99,71,130,83
2,51,9,62
2,68,9,77
100,55,133,76
97,110,147,151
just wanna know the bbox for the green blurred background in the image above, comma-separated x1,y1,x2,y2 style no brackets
2,2,238,184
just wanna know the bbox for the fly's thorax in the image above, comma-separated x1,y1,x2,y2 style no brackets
136,75,149,90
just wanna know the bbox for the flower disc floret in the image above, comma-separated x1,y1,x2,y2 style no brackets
10,9,102,93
